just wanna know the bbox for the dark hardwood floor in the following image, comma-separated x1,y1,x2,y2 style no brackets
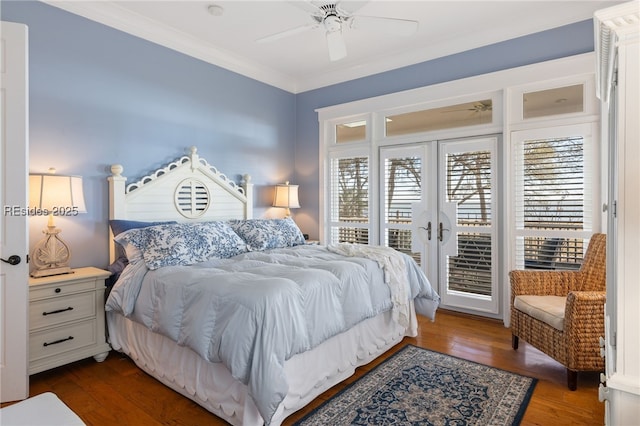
6,309,604,425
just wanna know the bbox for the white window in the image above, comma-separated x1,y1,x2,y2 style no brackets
327,151,371,244
511,124,597,270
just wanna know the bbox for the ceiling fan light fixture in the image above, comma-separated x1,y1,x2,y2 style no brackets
207,4,224,17
323,14,342,33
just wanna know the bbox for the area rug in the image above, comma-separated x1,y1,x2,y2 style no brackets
294,344,537,426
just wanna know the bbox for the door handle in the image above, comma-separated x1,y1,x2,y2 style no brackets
438,222,450,242
419,222,432,240
0,255,21,265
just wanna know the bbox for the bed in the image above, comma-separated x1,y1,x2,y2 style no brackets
105,146,440,426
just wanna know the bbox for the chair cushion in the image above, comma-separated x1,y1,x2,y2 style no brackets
514,295,566,331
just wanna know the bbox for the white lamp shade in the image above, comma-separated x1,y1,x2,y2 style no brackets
273,182,300,209
29,173,87,213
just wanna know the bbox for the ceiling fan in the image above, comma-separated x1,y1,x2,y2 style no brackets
442,101,493,115
256,1,419,62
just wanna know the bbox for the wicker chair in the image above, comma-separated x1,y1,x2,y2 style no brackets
510,233,606,390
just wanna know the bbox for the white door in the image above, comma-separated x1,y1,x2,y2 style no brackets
437,137,498,314
381,136,498,316
0,21,29,403
379,144,432,268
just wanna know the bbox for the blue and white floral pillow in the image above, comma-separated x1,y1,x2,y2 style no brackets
115,221,248,270
229,217,305,251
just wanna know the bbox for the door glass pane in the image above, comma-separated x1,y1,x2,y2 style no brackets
386,100,492,136
446,150,492,226
448,232,492,296
383,156,422,264
445,149,493,297
336,120,366,143
523,84,584,119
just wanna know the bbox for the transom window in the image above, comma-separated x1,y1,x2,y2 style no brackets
386,99,493,136
336,121,366,143
523,84,584,119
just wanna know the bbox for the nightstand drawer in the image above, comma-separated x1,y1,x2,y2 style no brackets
29,292,95,330
29,319,97,362
29,278,96,300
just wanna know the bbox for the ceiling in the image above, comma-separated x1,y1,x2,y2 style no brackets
43,1,622,93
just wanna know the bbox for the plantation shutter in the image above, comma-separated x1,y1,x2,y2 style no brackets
444,149,494,296
512,126,594,270
382,152,423,264
384,156,421,220
328,154,370,244
517,137,586,230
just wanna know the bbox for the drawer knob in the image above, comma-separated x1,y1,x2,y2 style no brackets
42,306,73,316
55,288,61,293
43,336,74,347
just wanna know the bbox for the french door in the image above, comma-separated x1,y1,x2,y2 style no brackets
380,136,499,315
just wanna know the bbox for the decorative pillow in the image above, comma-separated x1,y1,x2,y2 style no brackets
115,221,247,270
109,220,178,264
110,219,177,237
229,217,305,251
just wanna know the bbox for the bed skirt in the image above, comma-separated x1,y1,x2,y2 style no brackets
107,303,417,425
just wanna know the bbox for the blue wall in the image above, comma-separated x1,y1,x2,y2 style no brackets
2,1,296,270
2,1,595,268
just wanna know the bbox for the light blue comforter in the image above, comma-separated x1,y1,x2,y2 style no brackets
106,244,439,424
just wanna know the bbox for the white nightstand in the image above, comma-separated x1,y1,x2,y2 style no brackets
28,267,112,374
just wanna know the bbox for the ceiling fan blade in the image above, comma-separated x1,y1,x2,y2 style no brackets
442,109,476,113
326,30,347,61
288,0,325,17
256,23,317,43
350,15,419,36
336,0,370,15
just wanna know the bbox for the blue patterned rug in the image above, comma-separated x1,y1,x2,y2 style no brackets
294,344,537,426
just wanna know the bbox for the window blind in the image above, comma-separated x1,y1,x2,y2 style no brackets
329,155,370,244
446,151,492,226
519,137,585,229
383,156,422,263
513,135,591,270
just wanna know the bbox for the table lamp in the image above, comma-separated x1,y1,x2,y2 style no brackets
273,181,300,217
29,168,86,277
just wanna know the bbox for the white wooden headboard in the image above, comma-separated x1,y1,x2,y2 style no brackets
108,146,253,262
